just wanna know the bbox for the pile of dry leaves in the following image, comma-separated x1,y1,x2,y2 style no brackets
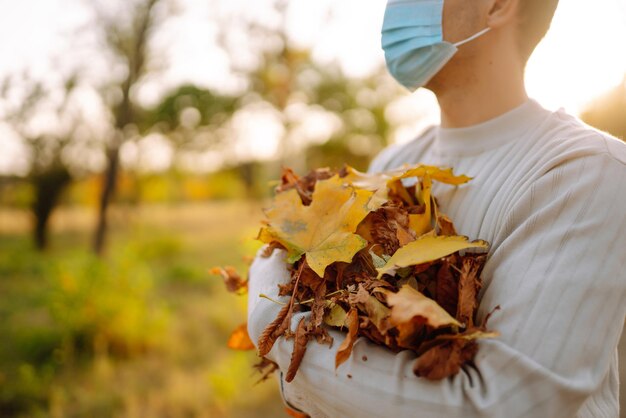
212,164,497,384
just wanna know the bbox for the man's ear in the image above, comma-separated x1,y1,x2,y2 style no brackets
486,0,519,29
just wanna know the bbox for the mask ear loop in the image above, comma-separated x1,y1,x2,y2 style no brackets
453,27,491,47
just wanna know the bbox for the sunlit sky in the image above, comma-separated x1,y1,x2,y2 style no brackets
1,0,625,174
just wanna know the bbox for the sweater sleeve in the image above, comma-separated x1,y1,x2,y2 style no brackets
247,152,626,418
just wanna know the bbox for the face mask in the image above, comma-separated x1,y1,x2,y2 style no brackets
381,0,491,92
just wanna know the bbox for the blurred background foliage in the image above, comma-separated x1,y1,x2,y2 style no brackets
0,0,624,417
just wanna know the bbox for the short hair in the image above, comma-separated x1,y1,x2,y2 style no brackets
517,0,560,61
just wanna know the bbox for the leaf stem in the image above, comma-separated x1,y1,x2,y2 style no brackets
286,261,306,321
431,194,440,232
259,289,347,307
259,294,287,305
297,289,346,305
449,264,463,275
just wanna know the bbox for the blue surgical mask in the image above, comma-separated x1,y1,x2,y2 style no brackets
382,0,491,91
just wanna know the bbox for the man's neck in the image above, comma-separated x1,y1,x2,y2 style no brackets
435,54,528,129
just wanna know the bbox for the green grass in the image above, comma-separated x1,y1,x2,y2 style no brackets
0,201,285,418
2,201,625,417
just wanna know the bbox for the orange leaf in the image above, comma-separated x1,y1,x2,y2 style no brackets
227,323,255,351
285,407,310,418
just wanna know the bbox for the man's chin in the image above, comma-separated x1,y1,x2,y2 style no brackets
420,60,458,95
421,79,439,95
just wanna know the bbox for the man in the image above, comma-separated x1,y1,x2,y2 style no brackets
247,0,626,416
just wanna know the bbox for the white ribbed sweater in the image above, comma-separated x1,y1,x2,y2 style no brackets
247,99,626,418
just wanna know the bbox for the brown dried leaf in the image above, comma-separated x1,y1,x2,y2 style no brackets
456,257,484,327
362,279,394,292
437,214,458,236
435,259,458,317
362,295,391,334
277,167,300,191
261,241,287,258
308,280,327,330
285,317,310,382
482,305,502,328
253,356,279,385
383,285,462,329
396,226,415,247
394,317,427,350
413,339,478,380
258,303,291,356
276,167,334,206
210,266,247,293
240,164,495,384
299,263,324,290
335,308,359,369
360,318,391,348
311,326,334,346
359,211,401,256
348,283,370,305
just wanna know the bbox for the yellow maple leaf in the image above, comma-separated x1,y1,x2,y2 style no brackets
376,235,489,279
343,165,470,237
362,295,391,333
393,165,472,185
342,164,471,192
258,175,375,277
408,175,433,236
323,303,348,328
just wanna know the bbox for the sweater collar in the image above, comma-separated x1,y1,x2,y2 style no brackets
434,99,549,157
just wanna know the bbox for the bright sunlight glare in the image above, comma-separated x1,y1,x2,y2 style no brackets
0,0,624,173
525,0,626,114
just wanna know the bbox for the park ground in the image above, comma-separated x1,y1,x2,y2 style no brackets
0,202,624,417
0,202,285,418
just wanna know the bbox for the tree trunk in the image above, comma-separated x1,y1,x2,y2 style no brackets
93,146,120,255
91,0,161,255
32,167,71,251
